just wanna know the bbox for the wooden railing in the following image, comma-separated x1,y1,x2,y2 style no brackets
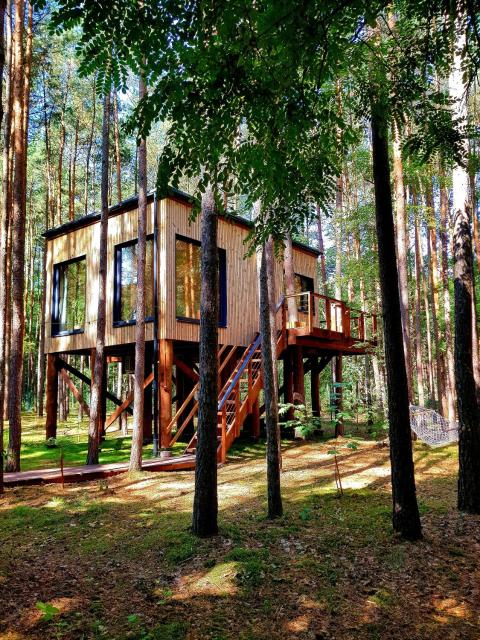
283,291,377,344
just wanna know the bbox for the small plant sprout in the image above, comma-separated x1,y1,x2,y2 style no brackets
36,601,60,622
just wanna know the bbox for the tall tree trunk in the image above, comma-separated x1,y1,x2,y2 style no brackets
56,71,69,226
371,106,422,539
6,0,26,472
439,170,456,419
316,203,327,293
334,174,343,301
450,14,480,513
284,234,298,324
413,197,425,406
260,241,283,518
129,75,147,472
426,182,446,414
84,77,96,215
0,0,8,490
68,118,79,221
192,186,219,537
86,90,110,465
113,89,122,202
392,122,413,400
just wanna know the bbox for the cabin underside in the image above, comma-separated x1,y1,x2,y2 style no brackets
45,293,377,471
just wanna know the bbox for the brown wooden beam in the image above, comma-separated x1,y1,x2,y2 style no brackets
311,357,320,417
335,355,344,437
173,355,199,382
57,356,133,414
59,368,90,417
293,346,305,405
105,372,153,429
160,339,173,449
45,354,58,439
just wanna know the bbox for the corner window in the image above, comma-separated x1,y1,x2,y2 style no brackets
52,256,86,336
294,273,314,313
114,237,154,325
175,235,227,327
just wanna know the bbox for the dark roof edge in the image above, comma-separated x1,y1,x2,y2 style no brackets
43,189,320,256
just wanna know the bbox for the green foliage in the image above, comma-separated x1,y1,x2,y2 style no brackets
36,601,60,622
279,403,322,439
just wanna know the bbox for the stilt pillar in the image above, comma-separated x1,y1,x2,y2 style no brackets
334,355,344,437
251,396,260,440
283,348,294,419
293,346,305,405
311,357,320,417
45,354,58,439
159,339,173,449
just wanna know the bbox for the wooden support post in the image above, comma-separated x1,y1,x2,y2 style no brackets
283,349,294,420
251,396,260,440
311,357,320,417
335,355,344,437
159,339,173,448
46,354,58,439
144,380,153,443
100,361,107,441
293,346,305,405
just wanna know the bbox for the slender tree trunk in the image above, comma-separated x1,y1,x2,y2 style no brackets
371,106,421,539
84,77,96,215
334,174,343,300
439,170,456,419
86,91,110,465
284,234,298,324
413,197,425,406
0,0,8,490
68,118,79,221
450,15,480,513
56,73,69,226
426,183,446,414
316,203,327,293
392,122,413,400
129,76,147,472
260,242,283,518
192,186,219,537
6,0,26,472
113,89,122,202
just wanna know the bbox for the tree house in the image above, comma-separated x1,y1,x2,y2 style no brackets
43,189,377,466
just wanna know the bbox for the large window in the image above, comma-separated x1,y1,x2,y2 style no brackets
52,256,86,336
114,237,154,325
175,235,227,326
294,273,314,313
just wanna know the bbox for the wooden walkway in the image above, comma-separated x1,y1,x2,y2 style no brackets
3,454,196,488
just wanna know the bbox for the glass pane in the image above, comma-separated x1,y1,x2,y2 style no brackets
118,239,154,322
294,274,311,313
175,239,201,319
57,259,86,332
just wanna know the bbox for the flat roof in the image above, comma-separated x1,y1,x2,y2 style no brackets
43,189,320,257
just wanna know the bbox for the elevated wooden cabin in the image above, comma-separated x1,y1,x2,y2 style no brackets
43,190,377,467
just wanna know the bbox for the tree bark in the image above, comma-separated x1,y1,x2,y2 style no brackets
450,14,480,513
0,0,8,490
68,118,79,221
392,122,413,401
6,0,26,472
129,75,147,472
413,194,425,406
260,243,283,518
426,182,446,414
84,77,96,215
284,234,298,324
316,203,327,293
113,89,122,202
192,186,219,537
371,106,422,539
439,170,456,419
86,90,110,465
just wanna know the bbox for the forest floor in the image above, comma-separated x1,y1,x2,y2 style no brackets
1,435,479,640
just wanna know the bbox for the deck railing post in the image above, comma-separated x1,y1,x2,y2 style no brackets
326,298,331,331
308,292,314,333
221,407,227,463
235,381,241,436
359,312,365,341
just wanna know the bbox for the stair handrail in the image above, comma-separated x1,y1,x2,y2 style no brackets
218,334,261,411
218,297,285,413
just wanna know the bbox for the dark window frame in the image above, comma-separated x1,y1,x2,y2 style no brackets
175,234,227,328
113,234,155,327
51,254,87,337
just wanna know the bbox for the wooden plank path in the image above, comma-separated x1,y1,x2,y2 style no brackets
3,454,196,488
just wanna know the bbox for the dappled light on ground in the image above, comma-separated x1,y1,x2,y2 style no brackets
1,438,479,639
